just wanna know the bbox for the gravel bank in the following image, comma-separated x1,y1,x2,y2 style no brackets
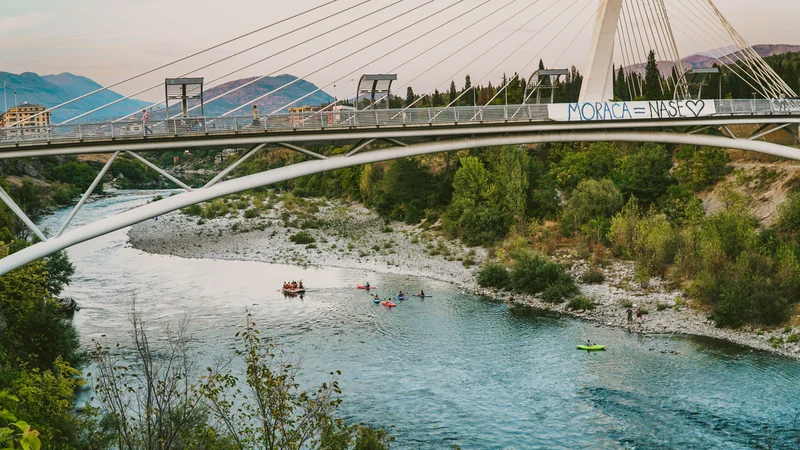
128,194,800,359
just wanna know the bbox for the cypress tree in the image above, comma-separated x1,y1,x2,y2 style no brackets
644,50,662,100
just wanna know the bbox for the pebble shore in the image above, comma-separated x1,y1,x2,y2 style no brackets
128,195,800,359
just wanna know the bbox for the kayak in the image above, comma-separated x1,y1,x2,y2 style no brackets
282,288,305,294
357,285,374,290
397,295,406,301
381,301,396,308
372,298,381,304
577,345,606,351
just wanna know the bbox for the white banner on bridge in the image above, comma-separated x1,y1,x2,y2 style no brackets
548,100,717,122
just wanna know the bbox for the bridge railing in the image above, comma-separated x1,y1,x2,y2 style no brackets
0,100,798,146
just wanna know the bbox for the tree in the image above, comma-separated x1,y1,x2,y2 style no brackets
463,75,472,105
405,87,415,107
560,179,624,235
612,143,675,205
448,80,457,105
643,50,662,100
494,148,529,229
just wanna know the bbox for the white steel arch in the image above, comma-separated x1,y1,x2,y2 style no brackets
1,130,799,276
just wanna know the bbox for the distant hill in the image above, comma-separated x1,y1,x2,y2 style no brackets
0,72,151,124
622,44,800,74
0,72,334,124
193,74,334,117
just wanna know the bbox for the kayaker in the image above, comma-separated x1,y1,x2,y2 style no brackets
418,289,425,297
398,290,404,297
586,340,592,348
365,282,371,289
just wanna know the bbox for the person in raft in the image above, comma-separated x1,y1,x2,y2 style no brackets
398,290,405,297
298,281,304,289
373,294,380,301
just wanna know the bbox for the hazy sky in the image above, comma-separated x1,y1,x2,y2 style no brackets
1,0,798,104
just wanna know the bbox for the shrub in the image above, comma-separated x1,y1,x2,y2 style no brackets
656,302,668,311
289,231,315,245
787,334,800,344
476,263,511,288
244,209,259,219
673,146,730,192
567,296,596,311
560,179,623,236
619,299,633,308
580,269,605,284
201,199,229,219
510,250,578,302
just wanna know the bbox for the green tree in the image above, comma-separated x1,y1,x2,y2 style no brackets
560,179,624,235
448,80,458,105
674,146,730,192
612,143,674,205
405,87,415,107
643,50,662,100
494,148,529,229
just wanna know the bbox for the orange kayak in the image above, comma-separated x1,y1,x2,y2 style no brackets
381,301,396,307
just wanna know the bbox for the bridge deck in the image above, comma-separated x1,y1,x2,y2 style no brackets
1,100,798,154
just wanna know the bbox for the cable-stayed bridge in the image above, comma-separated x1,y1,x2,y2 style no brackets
0,0,798,274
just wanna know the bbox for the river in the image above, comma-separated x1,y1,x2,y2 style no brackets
39,191,800,449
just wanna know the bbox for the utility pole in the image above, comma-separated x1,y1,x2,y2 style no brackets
3,80,7,113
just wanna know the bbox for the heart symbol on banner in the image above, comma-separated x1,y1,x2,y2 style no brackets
685,100,706,117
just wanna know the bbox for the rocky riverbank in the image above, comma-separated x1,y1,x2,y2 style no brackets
128,193,800,359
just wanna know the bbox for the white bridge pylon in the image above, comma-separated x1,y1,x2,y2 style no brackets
1,129,800,276
579,0,623,102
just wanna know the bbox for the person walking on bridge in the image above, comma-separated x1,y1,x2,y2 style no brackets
252,104,260,126
141,109,151,135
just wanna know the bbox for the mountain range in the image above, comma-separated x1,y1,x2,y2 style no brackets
0,72,333,124
623,43,800,74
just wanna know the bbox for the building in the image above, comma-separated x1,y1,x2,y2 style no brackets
0,102,51,138
288,104,356,127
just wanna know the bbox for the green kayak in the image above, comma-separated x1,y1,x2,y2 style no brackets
577,345,606,351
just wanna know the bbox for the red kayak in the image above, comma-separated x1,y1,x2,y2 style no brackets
381,301,396,308
357,285,374,290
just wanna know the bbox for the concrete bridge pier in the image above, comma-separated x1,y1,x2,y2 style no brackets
579,0,623,103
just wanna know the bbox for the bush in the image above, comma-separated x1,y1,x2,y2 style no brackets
560,179,623,236
243,209,258,219
580,269,605,284
476,263,511,288
567,296,596,311
201,199,229,219
182,204,203,216
787,334,800,344
510,250,578,302
289,231,315,245
674,146,730,192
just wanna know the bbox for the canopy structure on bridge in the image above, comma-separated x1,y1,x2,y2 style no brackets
165,77,205,119
355,74,397,111
524,69,569,105
684,68,721,100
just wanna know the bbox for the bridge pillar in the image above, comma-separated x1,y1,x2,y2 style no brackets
579,0,623,103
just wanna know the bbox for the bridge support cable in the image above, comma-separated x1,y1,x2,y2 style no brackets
165,0,418,123
666,6,776,99
56,151,120,238
0,185,47,242
276,143,329,160
294,0,522,126
267,0,507,117
203,144,267,188
696,0,796,97
345,139,377,157
64,0,376,126
402,0,572,114
198,0,446,120
3,0,340,129
4,130,800,276
439,0,591,116
475,0,597,114
218,0,472,119
669,0,790,99
124,152,194,191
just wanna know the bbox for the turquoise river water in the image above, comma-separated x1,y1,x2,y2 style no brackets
39,192,800,449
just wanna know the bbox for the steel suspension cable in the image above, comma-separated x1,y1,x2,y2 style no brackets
293,0,525,124
214,0,459,118
476,0,592,109
63,0,376,125
268,0,498,116
400,0,557,113
3,0,340,129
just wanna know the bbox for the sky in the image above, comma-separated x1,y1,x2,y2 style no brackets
1,0,798,103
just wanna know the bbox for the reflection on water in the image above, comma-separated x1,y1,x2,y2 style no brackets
39,192,800,449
